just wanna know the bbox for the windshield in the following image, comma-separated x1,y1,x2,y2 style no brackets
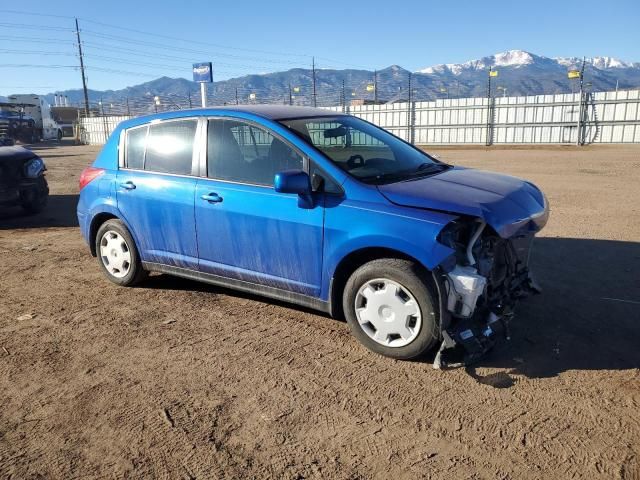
279,115,447,184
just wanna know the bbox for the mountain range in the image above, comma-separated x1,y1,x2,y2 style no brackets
7,50,639,110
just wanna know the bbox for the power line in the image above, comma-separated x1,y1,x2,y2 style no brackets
77,17,312,59
80,30,304,66
0,9,74,20
0,8,366,70
0,64,78,69
0,22,74,31
0,49,76,56
0,35,73,44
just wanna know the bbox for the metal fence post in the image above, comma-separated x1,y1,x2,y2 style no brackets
409,100,416,144
576,57,586,146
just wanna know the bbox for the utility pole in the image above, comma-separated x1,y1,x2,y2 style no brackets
312,56,317,107
235,87,239,105
341,79,346,113
289,83,293,106
374,70,378,103
75,18,90,117
126,97,131,116
187,91,192,108
576,56,586,146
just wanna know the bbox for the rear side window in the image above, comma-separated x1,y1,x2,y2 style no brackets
144,120,198,175
125,126,147,169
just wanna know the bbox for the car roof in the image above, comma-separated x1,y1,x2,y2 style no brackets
119,105,346,130
209,105,344,120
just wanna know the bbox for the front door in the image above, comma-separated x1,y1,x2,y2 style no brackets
195,118,324,296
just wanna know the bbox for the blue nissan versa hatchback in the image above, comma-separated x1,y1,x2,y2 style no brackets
77,106,548,367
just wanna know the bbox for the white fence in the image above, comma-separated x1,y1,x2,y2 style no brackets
79,89,640,145
79,115,131,145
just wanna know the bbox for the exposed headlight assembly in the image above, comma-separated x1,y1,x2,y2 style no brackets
24,157,45,178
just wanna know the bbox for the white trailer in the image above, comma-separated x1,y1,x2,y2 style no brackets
7,94,62,141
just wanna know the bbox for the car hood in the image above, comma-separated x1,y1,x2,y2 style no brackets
0,146,38,164
377,166,549,238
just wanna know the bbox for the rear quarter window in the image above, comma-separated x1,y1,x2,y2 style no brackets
125,126,147,170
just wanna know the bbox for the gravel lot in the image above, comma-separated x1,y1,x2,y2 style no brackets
1,142,639,479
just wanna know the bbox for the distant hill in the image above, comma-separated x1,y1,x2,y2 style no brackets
31,50,640,112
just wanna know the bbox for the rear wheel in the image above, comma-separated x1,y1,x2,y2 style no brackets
342,258,439,360
95,219,147,286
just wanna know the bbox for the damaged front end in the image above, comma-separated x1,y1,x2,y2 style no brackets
432,218,543,369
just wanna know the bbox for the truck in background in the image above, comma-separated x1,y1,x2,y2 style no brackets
51,106,80,138
0,102,37,145
7,94,62,142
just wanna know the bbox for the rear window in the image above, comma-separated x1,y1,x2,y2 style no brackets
144,120,197,175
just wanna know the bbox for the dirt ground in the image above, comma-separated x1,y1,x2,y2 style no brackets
1,141,639,479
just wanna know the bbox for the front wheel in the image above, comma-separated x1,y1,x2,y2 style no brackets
342,258,439,360
95,219,147,286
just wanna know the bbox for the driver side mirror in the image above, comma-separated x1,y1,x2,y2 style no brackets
274,170,311,195
274,170,314,209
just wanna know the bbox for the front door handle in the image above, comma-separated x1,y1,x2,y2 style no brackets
120,181,136,190
201,192,223,203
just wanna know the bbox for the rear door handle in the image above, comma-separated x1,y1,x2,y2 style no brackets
201,192,223,203
120,181,136,190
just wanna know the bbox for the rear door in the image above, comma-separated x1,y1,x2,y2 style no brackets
194,117,324,296
117,118,200,270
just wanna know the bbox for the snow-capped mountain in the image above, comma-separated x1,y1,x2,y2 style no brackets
420,50,539,74
418,50,638,74
556,55,638,70
410,49,640,99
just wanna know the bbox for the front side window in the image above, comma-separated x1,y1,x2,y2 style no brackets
144,120,197,175
280,116,448,185
207,119,303,185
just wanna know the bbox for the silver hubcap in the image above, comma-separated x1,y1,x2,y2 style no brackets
354,278,422,348
99,231,132,278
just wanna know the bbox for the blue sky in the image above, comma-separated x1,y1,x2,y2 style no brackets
1,0,639,95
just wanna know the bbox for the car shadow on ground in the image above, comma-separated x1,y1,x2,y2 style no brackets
0,194,79,229
142,236,640,382
464,236,640,383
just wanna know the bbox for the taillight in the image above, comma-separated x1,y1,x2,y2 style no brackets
79,167,105,190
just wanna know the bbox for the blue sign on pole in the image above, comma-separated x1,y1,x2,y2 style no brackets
192,62,213,83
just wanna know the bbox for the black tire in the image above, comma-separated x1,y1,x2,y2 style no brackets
342,258,440,360
20,176,49,214
95,219,148,286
